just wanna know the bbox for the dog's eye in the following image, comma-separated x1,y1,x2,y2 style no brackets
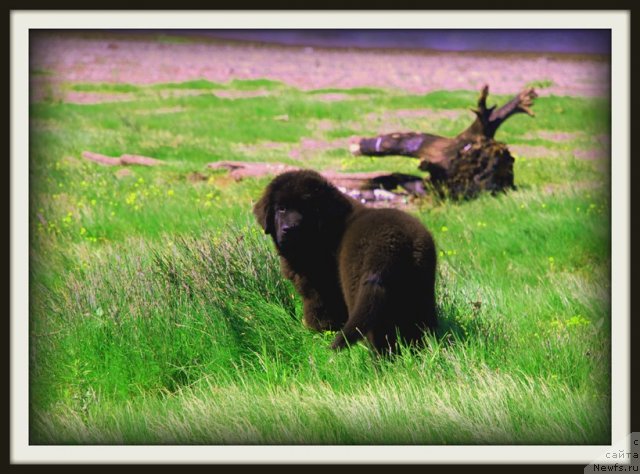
276,206,286,213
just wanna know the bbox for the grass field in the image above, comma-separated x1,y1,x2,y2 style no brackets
29,77,611,444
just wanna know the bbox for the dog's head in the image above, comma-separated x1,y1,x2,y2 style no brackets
253,170,354,253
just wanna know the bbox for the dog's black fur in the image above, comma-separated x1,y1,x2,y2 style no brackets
253,170,437,353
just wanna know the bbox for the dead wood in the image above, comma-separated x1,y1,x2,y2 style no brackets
82,151,122,166
120,154,164,166
207,161,300,180
82,151,164,166
207,160,427,203
320,171,426,196
351,85,537,198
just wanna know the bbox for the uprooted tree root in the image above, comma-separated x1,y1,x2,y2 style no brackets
352,84,536,199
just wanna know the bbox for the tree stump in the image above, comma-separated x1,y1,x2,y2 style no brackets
352,85,537,199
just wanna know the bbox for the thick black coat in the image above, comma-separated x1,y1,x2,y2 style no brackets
253,170,437,353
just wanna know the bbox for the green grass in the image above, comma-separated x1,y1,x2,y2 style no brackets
526,79,555,90
307,87,387,96
149,79,227,90
68,83,143,94
228,78,287,90
29,78,611,445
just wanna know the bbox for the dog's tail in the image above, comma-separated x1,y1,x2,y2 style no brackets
330,273,387,351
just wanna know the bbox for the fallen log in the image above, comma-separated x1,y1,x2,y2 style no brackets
351,85,537,198
207,160,299,179
320,170,426,196
120,154,164,166
82,151,122,166
82,151,164,166
207,160,427,203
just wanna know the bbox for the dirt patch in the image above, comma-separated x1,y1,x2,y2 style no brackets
29,31,611,103
298,138,337,151
213,90,270,99
186,171,209,183
288,137,351,160
313,93,350,102
379,109,467,121
60,91,136,104
312,93,372,102
510,145,558,159
234,141,291,157
538,131,584,142
511,144,609,160
523,131,588,142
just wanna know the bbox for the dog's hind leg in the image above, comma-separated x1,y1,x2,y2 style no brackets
330,273,388,351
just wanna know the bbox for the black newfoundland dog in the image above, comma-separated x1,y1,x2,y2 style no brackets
253,170,437,353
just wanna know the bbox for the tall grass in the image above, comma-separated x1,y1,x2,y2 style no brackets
29,78,611,444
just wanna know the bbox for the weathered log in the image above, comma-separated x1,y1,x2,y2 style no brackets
320,170,426,196
351,85,537,198
207,160,427,203
207,160,299,180
82,151,163,166
120,154,164,166
82,151,122,166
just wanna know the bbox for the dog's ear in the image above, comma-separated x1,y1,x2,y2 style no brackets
315,180,353,228
253,192,275,235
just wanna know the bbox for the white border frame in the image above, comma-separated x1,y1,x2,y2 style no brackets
10,10,630,464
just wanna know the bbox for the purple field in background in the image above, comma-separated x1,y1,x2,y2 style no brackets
177,29,611,55
29,30,611,104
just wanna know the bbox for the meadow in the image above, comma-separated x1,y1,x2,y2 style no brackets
29,75,611,444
